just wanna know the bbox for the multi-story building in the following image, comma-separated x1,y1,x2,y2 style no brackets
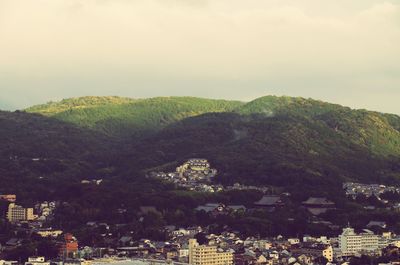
291,244,333,262
6,203,36,223
339,227,380,256
188,239,233,265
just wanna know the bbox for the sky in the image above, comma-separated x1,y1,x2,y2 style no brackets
0,0,399,114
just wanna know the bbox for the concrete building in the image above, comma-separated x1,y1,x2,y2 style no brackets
291,244,333,262
339,227,380,256
6,203,36,223
188,239,233,265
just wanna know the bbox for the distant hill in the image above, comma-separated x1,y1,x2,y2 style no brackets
237,96,400,157
0,110,114,196
3,95,399,195
26,96,243,137
113,96,400,193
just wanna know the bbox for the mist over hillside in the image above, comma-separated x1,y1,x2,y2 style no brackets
0,99,14,111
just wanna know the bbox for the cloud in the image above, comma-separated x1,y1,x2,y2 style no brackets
0,0,399,113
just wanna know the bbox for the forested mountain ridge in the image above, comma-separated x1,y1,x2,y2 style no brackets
26,96,243,137
237,96,400,157
0,110,114,200
0,95,399,195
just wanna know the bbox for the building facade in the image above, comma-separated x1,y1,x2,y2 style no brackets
7,203,36,223
291,244,333,262
188,239,233,265
339,227,380,256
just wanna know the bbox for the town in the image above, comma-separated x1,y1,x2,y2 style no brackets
2,161,400,265
2,195,400,265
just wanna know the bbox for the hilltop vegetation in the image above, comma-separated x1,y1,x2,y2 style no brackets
26,96,243,137
239,96,400,157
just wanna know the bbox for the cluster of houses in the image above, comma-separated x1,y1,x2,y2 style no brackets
34,201,57,223
150,158,274,193
1,232,79,261
128,225,400,264
343,182,400,212
0,195,71,260
1,195,57,225
2,195,400,264
343,182,400,199
149,159,221,192
8,224,399,265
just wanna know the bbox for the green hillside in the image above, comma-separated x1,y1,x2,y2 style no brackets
110,96,400,193
3,95,400,242
238,96,400,157
8,95,400,192
0,110,114,199
26,96,243,137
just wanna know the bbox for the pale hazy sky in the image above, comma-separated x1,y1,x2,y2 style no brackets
0,0,399,113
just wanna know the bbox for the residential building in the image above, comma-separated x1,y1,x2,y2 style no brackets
291,243,333,262
339,227,380,256
188,238,233,265
6,203,36,223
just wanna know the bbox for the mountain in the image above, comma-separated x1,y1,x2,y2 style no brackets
26,96,243,137
8,95,400,196
0,110,115,199
109,96,400,196
238,96,400,157
3,95,400,240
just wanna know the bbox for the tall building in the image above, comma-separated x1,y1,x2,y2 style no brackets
339,227,380,256
7,203,36,223
188,239,233,265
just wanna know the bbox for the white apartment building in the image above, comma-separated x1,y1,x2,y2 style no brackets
339,227,381,256
7,203,36,223
188,239,233,265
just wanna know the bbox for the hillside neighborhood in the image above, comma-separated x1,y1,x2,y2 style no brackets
3,159,400,265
